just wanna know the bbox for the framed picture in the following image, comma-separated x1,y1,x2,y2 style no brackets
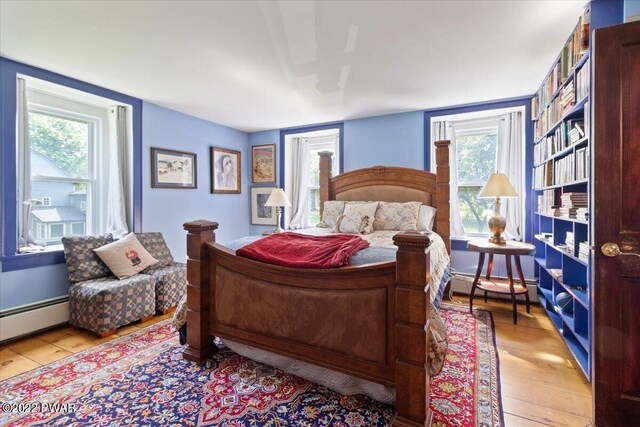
251,144,276,183
251,187,277,225
210,147,241,194
151,147,197,189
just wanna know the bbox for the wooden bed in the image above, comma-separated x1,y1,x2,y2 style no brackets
182,140,450,427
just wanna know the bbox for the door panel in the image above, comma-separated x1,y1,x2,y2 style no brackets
593,20,640,426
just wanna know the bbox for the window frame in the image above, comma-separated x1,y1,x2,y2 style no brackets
0,58,143,272
307,137,340,226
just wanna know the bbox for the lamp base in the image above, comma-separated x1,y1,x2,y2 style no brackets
273,207,284,233
487,198,506,245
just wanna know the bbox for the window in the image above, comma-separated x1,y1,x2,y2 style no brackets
28,110,94,247
80,201,87,211
49,223,64,239
284,128,341,229
71,222,85,236
307,138,339,225
454,128,498,234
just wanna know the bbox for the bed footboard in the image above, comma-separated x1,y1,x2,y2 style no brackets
182,221,432,427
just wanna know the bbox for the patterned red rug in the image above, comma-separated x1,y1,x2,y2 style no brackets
0,304,502,427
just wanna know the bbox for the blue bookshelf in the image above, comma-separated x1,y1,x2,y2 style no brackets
531,0,623,381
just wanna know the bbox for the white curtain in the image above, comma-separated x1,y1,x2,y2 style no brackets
16,77,35,249
497,112,523,240
433,121,465,237
288,137,310,229
105,106,129,237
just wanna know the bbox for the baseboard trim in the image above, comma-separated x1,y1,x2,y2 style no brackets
0,299,70,342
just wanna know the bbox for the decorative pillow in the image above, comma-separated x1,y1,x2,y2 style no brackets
136,232,175,268
317,201,345,228
93,233,159,280
417,205,437,231
373,201,421,231
62,234,114,283
337,202,378,234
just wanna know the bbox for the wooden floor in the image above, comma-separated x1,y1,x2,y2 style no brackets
0,298,592,427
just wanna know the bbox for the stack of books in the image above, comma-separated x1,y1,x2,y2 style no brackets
560,192,588,218
576,208,589,221
537,190,557,214
560,80,575,114
549,268,563,282
567,119,585,144
579,241,590,262
565,232,575,254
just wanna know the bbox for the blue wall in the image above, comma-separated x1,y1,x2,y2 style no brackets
625,0,640,20
142,102,250,261
343,111,424,171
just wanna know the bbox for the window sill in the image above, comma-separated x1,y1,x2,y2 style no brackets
1,250,65,272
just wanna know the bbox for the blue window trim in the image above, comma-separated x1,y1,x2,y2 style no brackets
423,95,534,244
0,57,143,272
278,122,344,228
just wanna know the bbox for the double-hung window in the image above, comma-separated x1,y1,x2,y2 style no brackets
17,76,133,252
27,108,96,247
453,122,499,235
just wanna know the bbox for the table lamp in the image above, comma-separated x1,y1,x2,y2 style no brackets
265,188,291,233
478,173,518,244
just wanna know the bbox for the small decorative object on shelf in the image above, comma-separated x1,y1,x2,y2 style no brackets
264,188,291,233
478,173,518,244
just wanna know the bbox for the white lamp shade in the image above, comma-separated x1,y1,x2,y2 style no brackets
265,188,291,207
478,173,518,198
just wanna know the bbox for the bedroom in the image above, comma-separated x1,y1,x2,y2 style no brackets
0,1,639,426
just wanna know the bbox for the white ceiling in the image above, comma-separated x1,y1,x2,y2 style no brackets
0,1,587,132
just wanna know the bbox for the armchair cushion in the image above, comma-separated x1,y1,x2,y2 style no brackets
61,234,114,283
136,232,175,268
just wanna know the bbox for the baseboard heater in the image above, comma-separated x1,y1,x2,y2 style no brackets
0,296,69,343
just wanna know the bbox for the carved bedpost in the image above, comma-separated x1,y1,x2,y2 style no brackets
434,140,451,254
392,231,432,427
318,151,334,217
183,220,219,362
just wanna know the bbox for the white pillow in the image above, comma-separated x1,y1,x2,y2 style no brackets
337,202,378,234
93,233,158,279
417,205,437,231
317,201,345,228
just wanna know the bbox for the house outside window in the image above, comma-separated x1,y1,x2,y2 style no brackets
28,110,94,247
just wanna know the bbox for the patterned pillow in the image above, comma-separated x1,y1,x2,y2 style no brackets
373,201,421,231
136,232,175,268
317,201,345,228
337,202,378,234
61,234,114,283
417,205,437,231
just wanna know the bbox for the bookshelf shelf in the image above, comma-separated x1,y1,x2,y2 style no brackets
530,0,621,381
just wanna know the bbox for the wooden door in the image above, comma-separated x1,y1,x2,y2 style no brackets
593,19,640,426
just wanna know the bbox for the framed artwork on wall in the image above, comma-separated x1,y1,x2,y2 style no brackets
251,144,276,183
151,147,197,189
251,187,277,225
210,147,241,194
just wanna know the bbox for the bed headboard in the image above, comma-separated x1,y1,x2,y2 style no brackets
318,140,451,253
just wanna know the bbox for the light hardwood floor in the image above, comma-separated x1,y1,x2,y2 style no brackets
0,299,592,427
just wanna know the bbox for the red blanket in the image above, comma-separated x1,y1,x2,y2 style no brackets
236,232,370,268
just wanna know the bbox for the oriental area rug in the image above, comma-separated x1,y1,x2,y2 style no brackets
0,304,503,427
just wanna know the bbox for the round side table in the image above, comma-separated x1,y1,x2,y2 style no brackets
467,240,536,324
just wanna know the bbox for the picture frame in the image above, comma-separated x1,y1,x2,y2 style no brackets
251,143,276,183
210,147,241,194
251,187,277,225
151,147,197,189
